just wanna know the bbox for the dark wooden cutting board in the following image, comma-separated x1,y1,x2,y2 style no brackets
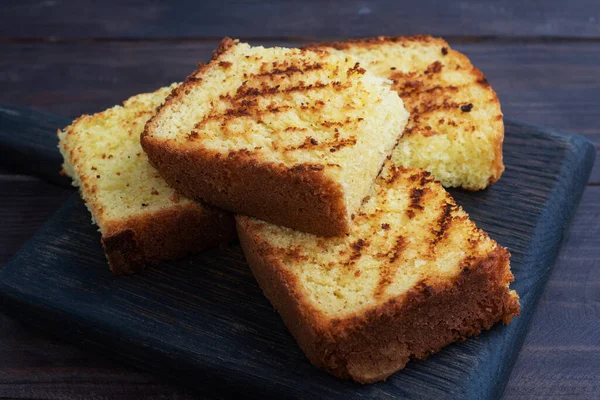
0,105,595,399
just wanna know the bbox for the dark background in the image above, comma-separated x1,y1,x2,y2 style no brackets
1,1,599,398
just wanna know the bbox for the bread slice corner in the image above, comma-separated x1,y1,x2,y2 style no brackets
304,35,505,190
236,161,519,382
142,38,409,236
59,86,235,274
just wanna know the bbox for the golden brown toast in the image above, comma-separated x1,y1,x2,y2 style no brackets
142,38,409,236
305,35,504,190
237,161,519,382
58,86,235,274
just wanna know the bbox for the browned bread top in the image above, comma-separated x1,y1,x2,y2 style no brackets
237,161,518,317
236,161,519,381
305,35,504,190
141,38,409,236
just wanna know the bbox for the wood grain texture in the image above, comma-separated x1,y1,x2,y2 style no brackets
0,313,196,399
1,2,599,397
503,187,600,399
0,105,72,186
2,0,600,39
1,183,598,399
0,173,71,264
1,40,599,183
1,104,593,397
0,121,594,399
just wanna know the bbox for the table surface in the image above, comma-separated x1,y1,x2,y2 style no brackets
1,1,599,399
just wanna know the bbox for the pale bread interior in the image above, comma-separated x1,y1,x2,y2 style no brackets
58,84,196,234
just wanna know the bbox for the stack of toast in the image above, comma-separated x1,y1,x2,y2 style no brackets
59,35,519,382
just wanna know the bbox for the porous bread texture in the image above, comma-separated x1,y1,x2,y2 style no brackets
60,85,183,222
237,162,519,382
58,86,235,274
142,38,408,237
305,35,504,190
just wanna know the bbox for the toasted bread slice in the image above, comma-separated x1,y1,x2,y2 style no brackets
237,162,519,382
142,38,409,237
59,85,235,274
305,35,504,190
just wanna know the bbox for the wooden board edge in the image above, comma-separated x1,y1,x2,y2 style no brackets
485,120,595,399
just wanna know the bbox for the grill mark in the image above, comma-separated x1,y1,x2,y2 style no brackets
375,235,406,298
424,61,443,75
401,99,464,137
422,85,459,95
284,126,307,132
407,170,433,185
283,135,357,152
197,80,350,130
343,238,369,269
406,187,426,219
430,201,455,250
284,136,319,151
391,71,460,99
194,100,294,130
255,62,323,77
384,165,411,185
388,236,406,263
347,62,366,76
404,171,433,218
234,80,349,100
281,246,309,261
320,120,344,128
289,163,324,172
412,100,463,116
389,72,457,97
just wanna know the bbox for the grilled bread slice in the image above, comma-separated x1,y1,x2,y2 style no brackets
237,161,519,382
305,35,504,190
142,38,409,237
58,85,235,274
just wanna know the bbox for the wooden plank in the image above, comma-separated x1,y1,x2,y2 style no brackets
0,121,594,399
2,0,600,39
0,173,71,264
0,184,597,399
0,173,188,396
0,105,73,187
0,126,596,398
1,40,599,183
0,313,195,399
503,186,600,399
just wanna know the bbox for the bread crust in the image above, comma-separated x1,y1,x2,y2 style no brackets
141,138,349,237
142,39,353,236
103,203,235,275
237,216,519,383
142,37,408,236
303,34,444,50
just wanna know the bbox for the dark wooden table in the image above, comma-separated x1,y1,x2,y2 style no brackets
1,1,599,398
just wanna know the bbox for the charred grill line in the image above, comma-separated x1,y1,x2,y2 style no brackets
430,201,455,249
375,235,406,298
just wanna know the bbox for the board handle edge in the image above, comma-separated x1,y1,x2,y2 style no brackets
0,104,74,188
